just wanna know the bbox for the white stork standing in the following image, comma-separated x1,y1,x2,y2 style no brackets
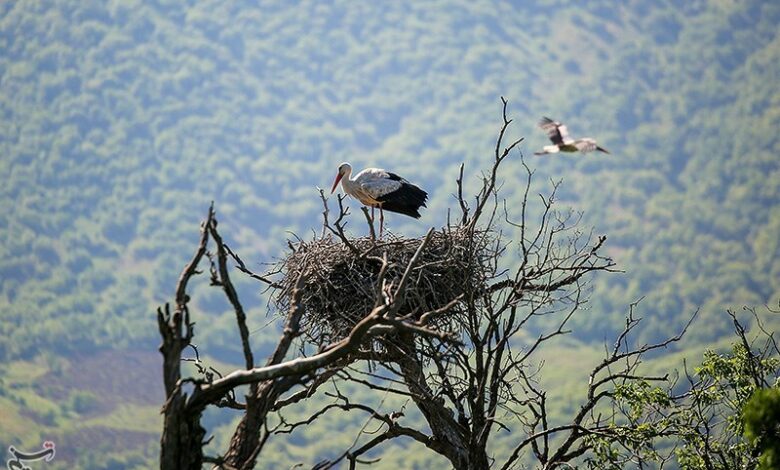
534,117,610,155
330,162,428,237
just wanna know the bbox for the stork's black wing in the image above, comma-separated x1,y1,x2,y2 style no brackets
539,117,564,145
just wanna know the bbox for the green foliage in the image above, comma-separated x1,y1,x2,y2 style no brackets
1,0,778,467
584,322,780,470
615,381,672,420
695,345,779,406
584,435,623,470
582,381,675,468
743,388,780,470
672,341,778,469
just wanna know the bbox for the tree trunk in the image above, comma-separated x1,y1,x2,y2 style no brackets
222,400,266,469
158,306,206,470
222,381,281,469
160,394,205,469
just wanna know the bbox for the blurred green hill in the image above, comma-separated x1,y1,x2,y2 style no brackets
1,1,778,467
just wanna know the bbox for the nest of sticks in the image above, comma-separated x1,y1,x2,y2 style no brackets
275,227,495,349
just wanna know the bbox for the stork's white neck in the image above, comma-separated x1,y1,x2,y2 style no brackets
338,163,355,193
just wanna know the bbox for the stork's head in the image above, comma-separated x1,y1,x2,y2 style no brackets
331,162,352,193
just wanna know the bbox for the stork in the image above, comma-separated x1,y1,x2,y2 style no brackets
330,162,428,237
534,117,609,155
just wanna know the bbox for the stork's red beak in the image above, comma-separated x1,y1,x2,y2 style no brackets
330,173,343,193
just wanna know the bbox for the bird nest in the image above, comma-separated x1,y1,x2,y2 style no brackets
274,227,495,349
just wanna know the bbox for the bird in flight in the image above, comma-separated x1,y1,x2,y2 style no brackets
534,117,609,155
330,162,428,237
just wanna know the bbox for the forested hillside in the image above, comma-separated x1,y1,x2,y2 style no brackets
1,1,778,468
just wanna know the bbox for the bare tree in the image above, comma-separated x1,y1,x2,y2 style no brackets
293,98,702,470
157,205,453,469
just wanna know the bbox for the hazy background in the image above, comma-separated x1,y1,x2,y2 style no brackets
1,1,778,468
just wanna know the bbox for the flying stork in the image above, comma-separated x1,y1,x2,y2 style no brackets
330,162,428,236
534,117,609,155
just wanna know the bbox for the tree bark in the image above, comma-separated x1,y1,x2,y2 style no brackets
160,394,206,470
158,304,206,469
222,382,276,470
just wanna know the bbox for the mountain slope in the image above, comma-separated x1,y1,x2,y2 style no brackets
1,1,778,466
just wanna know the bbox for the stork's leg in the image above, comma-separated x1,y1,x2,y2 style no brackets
368,206,377,240
379,207,384,238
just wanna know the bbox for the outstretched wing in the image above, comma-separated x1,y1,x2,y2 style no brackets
538,117,573,145
574,139,597,153
538,117,562,145
557,124,573,144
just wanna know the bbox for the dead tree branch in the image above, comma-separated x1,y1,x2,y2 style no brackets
158,205,455,469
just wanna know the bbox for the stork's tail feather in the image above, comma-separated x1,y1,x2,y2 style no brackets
378,183,428,219
382,205,423,218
